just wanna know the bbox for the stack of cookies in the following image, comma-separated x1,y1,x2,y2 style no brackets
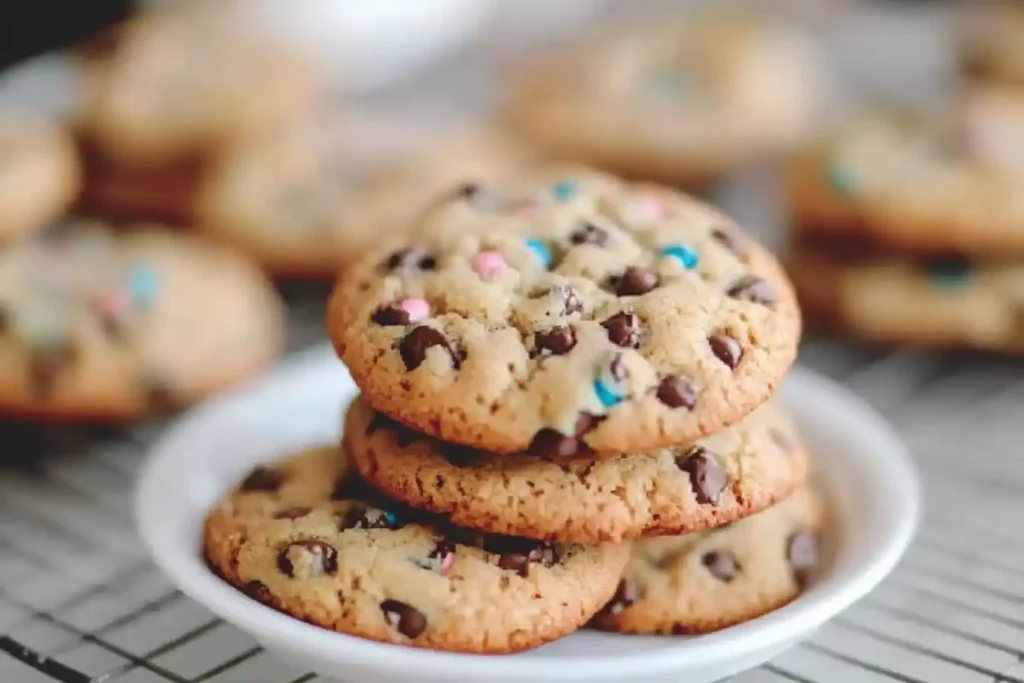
784,3,1024,354
204,168,826,653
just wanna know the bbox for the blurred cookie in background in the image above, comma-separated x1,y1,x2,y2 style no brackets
958,2,1024,89
0,221,285,421
0,113,81,244
503,13,820,189
786,91,1024,259
197,112,538,278
787,244,1024,355
75,6,319,167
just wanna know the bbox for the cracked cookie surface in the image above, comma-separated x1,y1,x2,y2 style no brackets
344,394,809,542
203,445,630,654
592,486,825,635
328,168,801,455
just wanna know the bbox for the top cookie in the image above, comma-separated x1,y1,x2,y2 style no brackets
328,169,801,456
78,10,316,165
787,91,1024,257
197,115,536,277
504,16,818,186
0,113,80,243
959,3,1024,87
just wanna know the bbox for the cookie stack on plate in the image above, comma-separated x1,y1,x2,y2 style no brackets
204,167,825,654
784,3,1024,354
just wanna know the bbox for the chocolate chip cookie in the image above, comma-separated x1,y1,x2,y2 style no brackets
204,446,630,654
0,113,80,243
197,115,535,277
0,221,284,420
787,91,1024,258
328,168,801,455
344,394,810,542
788,245,1024,354
592,486,825,635
78,9,316,166
504,15,819,187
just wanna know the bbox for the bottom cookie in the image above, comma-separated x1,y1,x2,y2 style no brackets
787,247,1024,354
592,486,825,635
204,446,630,654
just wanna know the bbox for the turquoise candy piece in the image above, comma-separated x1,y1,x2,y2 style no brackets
661,244,699,270
128,266,160,308
929,258,971,288
593,379,623,408
524,239,553,268
383,510,398,527
825,163,856,196
551,180,580,201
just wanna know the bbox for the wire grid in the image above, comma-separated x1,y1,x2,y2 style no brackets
1,283,1024,683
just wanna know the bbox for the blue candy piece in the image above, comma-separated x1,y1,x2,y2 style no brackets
551,180,579,201
593,379,623,408
661,244,700,270
383,510,399,527
524,239,553,268
929,258,971,288
128,266,160,308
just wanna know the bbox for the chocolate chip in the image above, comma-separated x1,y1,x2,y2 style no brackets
240,466,283,492
702,551,740,582
709,334,742,368
570,223,609,246
787,530,818,588
528,413,600,462
726,275,775,307
372,305,410,326
276,540,338,578
456,183,481,200
381,599,427,638
711,226,748,260
273,506,312,520
600,579,641,617
534,326,577,356
339,503,400,530
242,580,274,604
399,326,459,371
495,539,559,577
497,552,531,577
676,446,727,504
601,311,641,348
552,285,583,315
386,246,435,271
657,375,699,409
616,266,658,296
416,540,456,572
140,373,175,413
29,343,78,396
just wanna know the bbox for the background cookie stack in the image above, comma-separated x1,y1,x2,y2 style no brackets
206,167,829,652
784,3,1024,355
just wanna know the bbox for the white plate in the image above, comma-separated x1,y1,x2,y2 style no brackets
135,344,920,683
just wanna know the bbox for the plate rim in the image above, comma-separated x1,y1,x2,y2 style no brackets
135,343,921,680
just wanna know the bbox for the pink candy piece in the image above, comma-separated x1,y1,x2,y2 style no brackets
440,551,455,576
515,202,538,217
398,298,430,323
96,290,129,321
636,194,667,221
471,250,508,278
